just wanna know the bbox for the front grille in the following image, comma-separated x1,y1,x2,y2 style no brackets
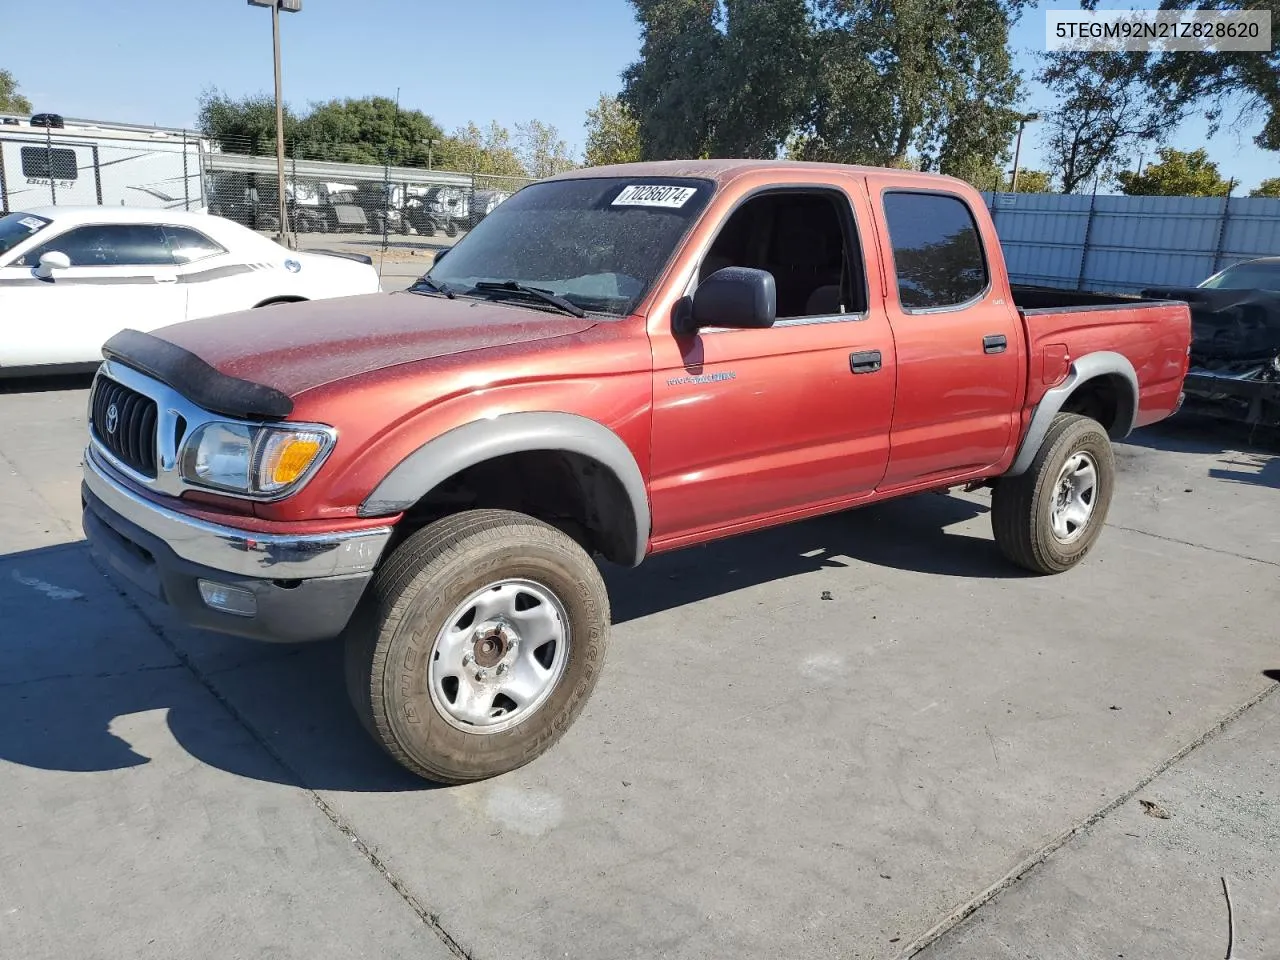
91,376,159,478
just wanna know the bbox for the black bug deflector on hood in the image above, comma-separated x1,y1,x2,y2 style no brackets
101,329,295,421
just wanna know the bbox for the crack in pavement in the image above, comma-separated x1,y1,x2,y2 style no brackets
895,678,1280,958
0,662,183,691
1104,521,1279,568
86,556,478,960
0,445,78,541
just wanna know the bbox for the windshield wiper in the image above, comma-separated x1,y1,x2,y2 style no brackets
409,275,456,299
473,280,586,318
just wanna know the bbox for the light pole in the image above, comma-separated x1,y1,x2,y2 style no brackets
1009,111,1040,193
248,0,301,245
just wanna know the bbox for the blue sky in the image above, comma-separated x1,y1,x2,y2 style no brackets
2,0,1273,192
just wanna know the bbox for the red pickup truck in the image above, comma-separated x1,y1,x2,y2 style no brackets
81,160,1191,783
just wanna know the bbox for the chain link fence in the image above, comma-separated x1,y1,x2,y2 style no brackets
0,118,536,276
203,136,535,265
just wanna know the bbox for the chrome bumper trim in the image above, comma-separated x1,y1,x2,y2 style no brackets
83,447,392,579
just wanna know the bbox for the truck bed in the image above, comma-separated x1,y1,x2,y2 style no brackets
1011,284,1155,314
1010,285,1192,435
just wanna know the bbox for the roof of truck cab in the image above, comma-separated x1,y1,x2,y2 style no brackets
543,158,972,190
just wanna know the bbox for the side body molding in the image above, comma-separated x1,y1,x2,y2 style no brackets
359,411,652,566
1006,350,1140,477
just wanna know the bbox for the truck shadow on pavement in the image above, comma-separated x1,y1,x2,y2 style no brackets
0,491,1015,790
1122,416,1280,490
609,491,1023,624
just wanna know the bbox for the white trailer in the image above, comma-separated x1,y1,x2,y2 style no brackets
0,113,205,214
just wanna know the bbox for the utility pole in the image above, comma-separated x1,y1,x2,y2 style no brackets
248,0,302,246
1009,111,1040,193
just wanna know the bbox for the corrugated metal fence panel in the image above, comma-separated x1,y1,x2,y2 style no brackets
1223,196,1280,260
972,192,1280,293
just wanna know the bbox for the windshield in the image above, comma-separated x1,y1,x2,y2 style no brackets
0,212,52,258
424,176,714,317
1200,261,1280,292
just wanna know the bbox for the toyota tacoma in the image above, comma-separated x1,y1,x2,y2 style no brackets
81,160,1193,783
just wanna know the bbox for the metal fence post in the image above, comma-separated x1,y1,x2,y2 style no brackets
182,130,190,211
45,123,56,205
1211,180,1235,274
1076,181,1099,290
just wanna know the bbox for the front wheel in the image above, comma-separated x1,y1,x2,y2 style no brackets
991,413,1116,574
345,509,610,783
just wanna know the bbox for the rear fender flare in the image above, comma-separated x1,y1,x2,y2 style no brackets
358,411,651,566
1006,350,1139,476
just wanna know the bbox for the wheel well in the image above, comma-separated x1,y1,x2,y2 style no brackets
391,451,638,566
253,296,308,308
1059,374,1134,437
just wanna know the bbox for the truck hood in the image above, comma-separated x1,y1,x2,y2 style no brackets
154,291,598,397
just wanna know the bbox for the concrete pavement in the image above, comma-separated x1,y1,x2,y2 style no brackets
0,376,1277,959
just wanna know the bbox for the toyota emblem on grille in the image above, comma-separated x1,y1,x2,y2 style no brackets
105,403,119,435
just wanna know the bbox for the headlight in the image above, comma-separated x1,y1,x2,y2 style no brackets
180,421,335,497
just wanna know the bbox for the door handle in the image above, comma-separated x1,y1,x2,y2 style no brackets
983,334,1007,354
849,350,882,374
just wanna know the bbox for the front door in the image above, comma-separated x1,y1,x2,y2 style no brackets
864,179,1024,489
0,222,185,368
647,185,897,546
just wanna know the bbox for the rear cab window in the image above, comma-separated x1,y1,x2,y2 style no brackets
881,192,989,311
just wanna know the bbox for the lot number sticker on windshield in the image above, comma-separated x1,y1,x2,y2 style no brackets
18,217,44,231
612,185,698,208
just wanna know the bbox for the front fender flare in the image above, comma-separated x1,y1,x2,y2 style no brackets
358,411,651,566
1006,350,1139,477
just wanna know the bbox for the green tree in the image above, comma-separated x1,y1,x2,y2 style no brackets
1,68,31,114
1036,51,1165,194
197,89,299,155
515,120,577,178
1249,177,1280,198
583,94,642,166
1138,0,1280,152
295,96,442,165
1116,147,1232,196
621,0,812,159
1009,169,1055,192
435,122,527,178
621,0,1027,180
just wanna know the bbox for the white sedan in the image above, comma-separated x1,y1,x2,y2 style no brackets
0,206,382,376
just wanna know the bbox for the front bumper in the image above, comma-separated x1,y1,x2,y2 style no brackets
1182,372,1280,426
81,448,393,643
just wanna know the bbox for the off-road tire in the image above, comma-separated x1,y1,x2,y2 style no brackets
344,509,610,783
991,413,1116,574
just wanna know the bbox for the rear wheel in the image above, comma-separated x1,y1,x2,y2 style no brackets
991,413,1115,574
345,509,610,783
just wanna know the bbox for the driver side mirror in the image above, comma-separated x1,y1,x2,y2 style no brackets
674,266,776,335
34,251,70,279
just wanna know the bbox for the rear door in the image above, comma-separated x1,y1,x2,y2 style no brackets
0,223,185,367
865,180,1024,489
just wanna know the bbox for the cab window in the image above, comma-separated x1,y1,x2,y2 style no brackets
21,224,175,267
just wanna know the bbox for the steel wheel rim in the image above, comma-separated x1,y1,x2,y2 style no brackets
1049,451,1099,544
427,578,570,735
